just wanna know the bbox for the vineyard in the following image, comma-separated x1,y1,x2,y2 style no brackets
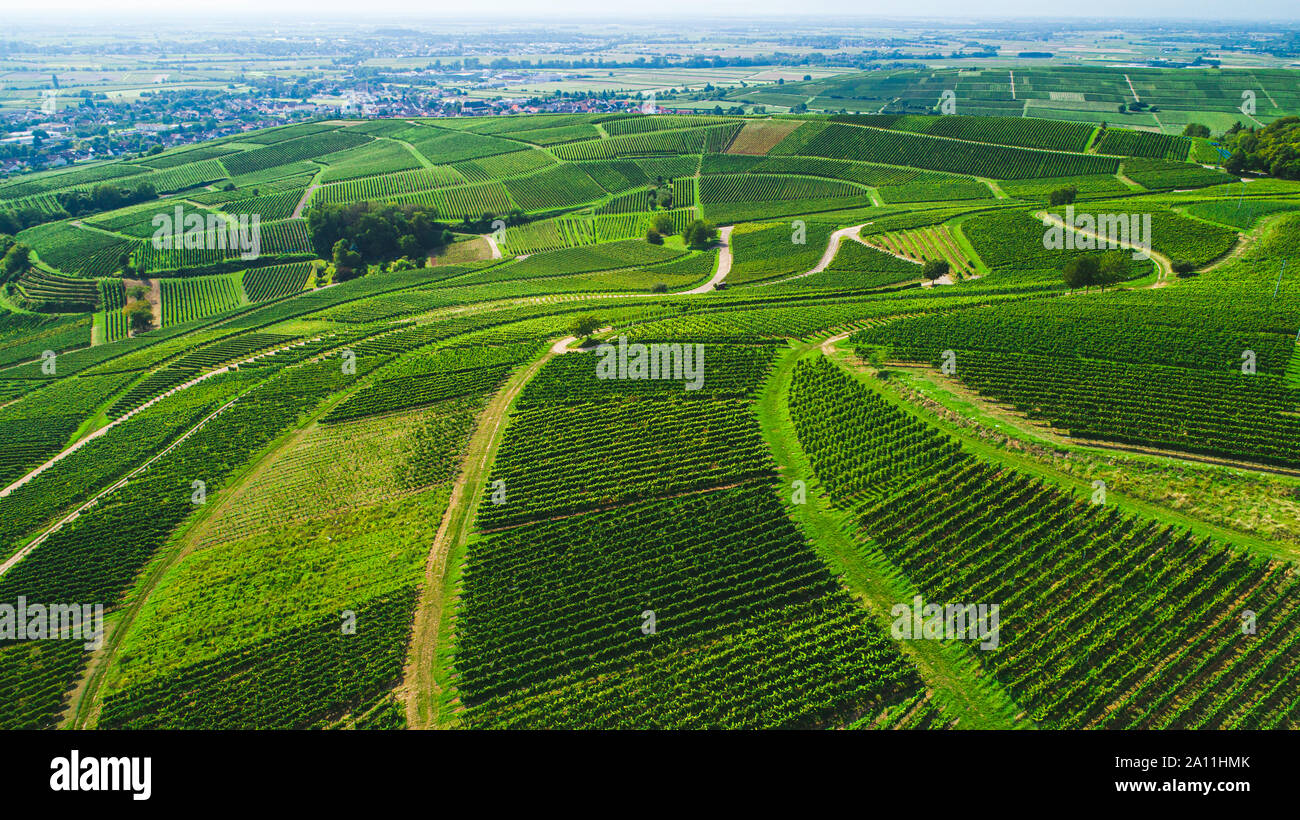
791,355,1300,729
98,279,129,342
312,166,468,206
1,98,1297,736
864,224,979,277
798,122,1121,179
159,274,246,326
699,173,867,204
1096,128,1191,160
220,131,373,176
830,114,1097,153
551,123,742,160
456,345,926,727
14,269,100,313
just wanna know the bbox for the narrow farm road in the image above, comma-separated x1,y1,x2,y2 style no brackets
820,331,852,357
1034,210,1173,286
681,225,734,294
760,224,869,286
484,234,503,259
1124,74,1140,102
403,342,561,729
291,185,319,219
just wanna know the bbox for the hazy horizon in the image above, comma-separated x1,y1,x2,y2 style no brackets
3,1,1298,24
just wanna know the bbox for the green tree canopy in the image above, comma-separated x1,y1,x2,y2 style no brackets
308,201,451,262
1063,254,1101,290
571,314,602,340
683,219,717,250
125,299,153,333
922,259,950,281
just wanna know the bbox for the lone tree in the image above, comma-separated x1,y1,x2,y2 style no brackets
125,300,153,333
922,259,950,281
1049,186,1078,206
571,314,602,341
1063,254,1101,291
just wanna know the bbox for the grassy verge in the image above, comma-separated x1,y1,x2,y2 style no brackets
755,341,1026,729
409,343,559,729
825,339,1298,561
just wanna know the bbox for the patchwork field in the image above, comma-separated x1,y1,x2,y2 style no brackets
1,71,1299,736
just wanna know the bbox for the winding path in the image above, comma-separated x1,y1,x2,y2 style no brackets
759,224,870,286
681,225,734,294
1035,209,1174,286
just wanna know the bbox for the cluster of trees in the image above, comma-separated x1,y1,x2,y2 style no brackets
306,201,454,275
645,212,676,245
646,215,717,253
1182,123,1211,138
683,219,718,250
0,180,158,234
125,283,153,333
0,205,58,234
1062,251,1131,291
459,209,524,232
644,177,674,211
57,181,158,218
1223,117,1300,179
0,237,32,284
0,178,159,232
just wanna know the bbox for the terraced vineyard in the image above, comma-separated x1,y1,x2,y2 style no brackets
1,92,1298,739
865,224,979,277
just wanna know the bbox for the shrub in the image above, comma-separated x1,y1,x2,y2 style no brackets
1048,186,1078,206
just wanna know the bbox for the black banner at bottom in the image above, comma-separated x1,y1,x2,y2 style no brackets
1,729,1286,809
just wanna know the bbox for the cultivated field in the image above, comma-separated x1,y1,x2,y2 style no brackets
2,66,1299,732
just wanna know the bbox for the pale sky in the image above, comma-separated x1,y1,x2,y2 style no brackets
3,0,1297,21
